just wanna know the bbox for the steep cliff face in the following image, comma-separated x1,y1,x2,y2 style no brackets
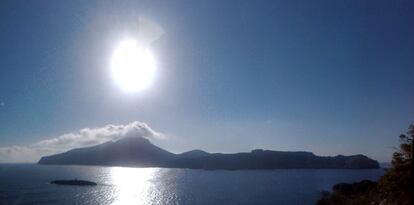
39,136,379,169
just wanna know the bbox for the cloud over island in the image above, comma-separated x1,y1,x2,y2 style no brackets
0,121,164,163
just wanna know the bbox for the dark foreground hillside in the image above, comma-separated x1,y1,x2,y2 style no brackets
316,125,413,205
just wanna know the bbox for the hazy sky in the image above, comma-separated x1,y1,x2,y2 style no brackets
0,0,413,162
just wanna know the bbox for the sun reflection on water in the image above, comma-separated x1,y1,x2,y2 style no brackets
110,167,158,205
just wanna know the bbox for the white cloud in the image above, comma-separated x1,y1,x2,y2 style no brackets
0,121,164,163
135,16,164,47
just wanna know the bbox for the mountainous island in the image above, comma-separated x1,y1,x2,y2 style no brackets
38,136,379,169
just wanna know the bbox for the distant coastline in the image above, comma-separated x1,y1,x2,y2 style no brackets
38,136,379,170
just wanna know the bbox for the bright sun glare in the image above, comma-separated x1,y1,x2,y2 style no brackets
111,167,156,204
111,39,156,93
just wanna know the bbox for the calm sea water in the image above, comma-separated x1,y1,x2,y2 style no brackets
0,164,384,205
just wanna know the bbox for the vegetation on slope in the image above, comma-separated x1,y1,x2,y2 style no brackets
316,124,413,205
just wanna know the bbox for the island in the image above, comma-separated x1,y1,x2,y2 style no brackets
50,179,97,186
38,136,379,169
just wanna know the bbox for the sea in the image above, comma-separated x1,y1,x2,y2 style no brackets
0,164,385,205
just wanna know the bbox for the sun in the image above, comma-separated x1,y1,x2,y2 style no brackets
111,39,156,93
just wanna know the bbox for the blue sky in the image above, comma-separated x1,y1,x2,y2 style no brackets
0,0,413,162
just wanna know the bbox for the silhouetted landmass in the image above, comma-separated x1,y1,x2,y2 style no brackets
317,180,378,205
39,137,174,167
51,179,97,186
38,136,379,169
317,124,413,205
